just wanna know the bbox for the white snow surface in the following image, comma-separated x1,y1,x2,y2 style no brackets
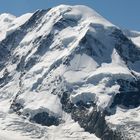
0,4,140,140
0,13,32,41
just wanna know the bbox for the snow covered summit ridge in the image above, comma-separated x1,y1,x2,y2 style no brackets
56,5,113,25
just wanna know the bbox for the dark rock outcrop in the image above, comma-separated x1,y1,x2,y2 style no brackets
59,90,127,140
30,112,60,126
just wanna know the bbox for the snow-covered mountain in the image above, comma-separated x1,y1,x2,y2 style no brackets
0,5,140,140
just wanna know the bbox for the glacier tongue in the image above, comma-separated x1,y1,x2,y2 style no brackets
0,4,140,140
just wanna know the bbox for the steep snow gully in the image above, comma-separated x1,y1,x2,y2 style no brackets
0,5,140,140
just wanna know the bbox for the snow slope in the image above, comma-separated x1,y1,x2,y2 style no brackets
0,13,32,41
0,5,140,140
123,29,140,47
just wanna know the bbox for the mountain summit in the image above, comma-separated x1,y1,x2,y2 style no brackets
0,5,140,140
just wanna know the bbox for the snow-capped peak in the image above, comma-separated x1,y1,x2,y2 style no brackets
56,5,113,26
0,5,140,140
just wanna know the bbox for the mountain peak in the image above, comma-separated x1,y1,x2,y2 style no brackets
51,5,114,27
0,5,140,140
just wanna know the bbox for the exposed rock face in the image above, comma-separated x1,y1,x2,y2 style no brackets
31,112,60,126
0,5,140,140
110,80,140,109
59,89,132,140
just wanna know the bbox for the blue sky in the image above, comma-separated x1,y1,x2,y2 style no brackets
0,0,139,31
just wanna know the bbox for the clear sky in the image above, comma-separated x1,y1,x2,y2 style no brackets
0,0,140,31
